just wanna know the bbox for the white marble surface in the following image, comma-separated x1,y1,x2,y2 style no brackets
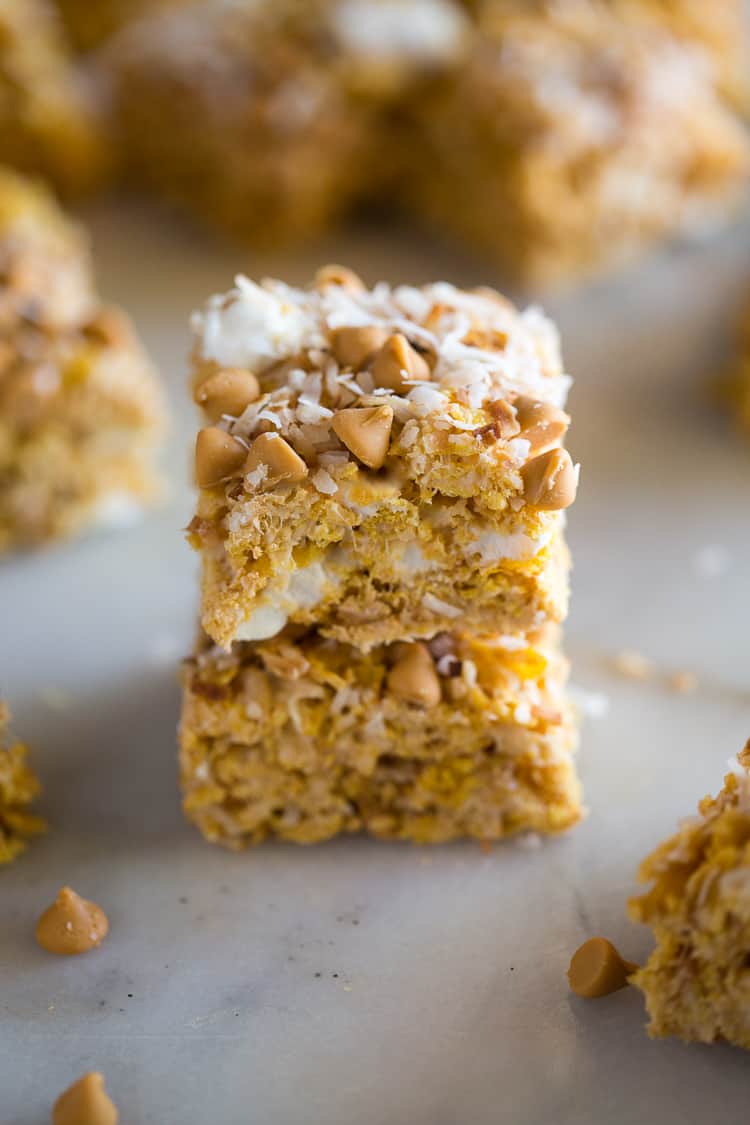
1,202,750,1124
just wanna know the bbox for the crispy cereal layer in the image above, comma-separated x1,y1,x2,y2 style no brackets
180,626,581,846
0,701,46,864
629,746,750,1049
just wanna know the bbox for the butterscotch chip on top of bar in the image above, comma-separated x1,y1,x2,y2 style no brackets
0,0,109,195
0,167,166,552
414,0,750,286
189,270,577,650
0,701,47,864
179,625,580,847
629,744,750,1049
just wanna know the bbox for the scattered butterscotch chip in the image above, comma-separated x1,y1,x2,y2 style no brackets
331,325,388,370
36,886,109,956
195,427,247,488
514,396,570,456
332,405,394,469
315,264,365,292
53,1072,118,1125
667,670,699,695
521,447,577,510
387,642,442,707
372,333,431,392
611,649,653,680
244,432,308,485
567,937,639,999
194,368,260,421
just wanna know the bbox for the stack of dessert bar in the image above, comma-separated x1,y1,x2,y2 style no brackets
180,268,581,847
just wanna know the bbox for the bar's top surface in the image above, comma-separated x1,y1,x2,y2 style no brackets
194,272,571,412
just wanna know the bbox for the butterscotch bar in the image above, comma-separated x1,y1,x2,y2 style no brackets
0,0,108,196
629,744,750,1049
105,0,469,248
180,626,580,847
0,701,46,863
414,0,750,287
188,269,577,650
0,168,165,552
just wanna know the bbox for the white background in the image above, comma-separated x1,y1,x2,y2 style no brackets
1,200,749,1123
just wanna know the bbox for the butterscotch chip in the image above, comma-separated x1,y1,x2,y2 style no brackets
36,886,109,956
194,369,260,421
567,938,638,999
244,432,308,484
487,398,521,439
373,333,431,392
332,405,394,469
331,325,388,370
521,448,577,510
315,264,365,293
387,642,442,707
195,427,247,488
514,396,570,456
53,1072,118,1125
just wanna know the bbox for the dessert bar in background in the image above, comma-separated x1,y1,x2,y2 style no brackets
105,0,469,250
0,0,108,196
0,168,165,553
629,744,750,1050
413,0,750,286
0,701,46,864
181,267,580,846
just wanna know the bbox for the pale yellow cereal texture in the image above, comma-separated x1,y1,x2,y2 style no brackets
629,745,750,1049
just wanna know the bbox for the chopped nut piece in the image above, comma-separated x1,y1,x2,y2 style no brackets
195,427,247,488
332,405,394,469
315,264,365,292
387,642,442,707
53,1072,118,1125
567,937,638,998
611,649,653,680
331,325,388,370
244,432,308,484
667,670,698,695
487,398,521,438
372,333,431,392
521,448,577,510
35,886,109,956
514,396,570,456
194,368,260,421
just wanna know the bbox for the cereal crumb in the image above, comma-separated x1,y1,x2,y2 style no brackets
611,650,653,680
667,670,699,695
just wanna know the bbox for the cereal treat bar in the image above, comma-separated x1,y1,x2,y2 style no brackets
0,0,108,196
613,0,750,111
629,745,750,1049
0,701,46,863
180,626,581,846
414,0,750,287
188,268,577,650
105,0,469,248
0,168,165,552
